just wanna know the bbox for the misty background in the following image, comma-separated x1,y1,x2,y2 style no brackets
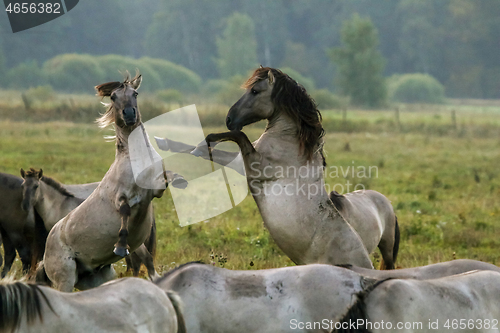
0,0,498,101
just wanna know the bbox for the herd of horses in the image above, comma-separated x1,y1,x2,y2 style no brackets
0,67,499,332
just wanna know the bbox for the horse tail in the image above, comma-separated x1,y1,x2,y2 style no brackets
333,278,392,333
145,216,157,261
0,282,52,332
31,209,48,272
393,216,400,265
166,291,186,333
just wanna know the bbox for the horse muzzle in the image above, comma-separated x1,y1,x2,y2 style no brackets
123,107,137,126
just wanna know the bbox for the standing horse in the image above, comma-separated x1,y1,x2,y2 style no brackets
155,262,377,333
156,67,399,269
21,168,159,279
0,277,186,333
41,74,180,291
0,172,36,276
334,270,500,333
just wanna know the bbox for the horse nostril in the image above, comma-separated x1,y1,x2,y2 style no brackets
226,116,231,127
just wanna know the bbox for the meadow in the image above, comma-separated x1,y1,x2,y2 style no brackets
1,91,499,277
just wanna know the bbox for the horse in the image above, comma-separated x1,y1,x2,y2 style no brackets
155,262,379,333
21,168,159,279
0,172,36,277
0,277,186,333
40,73,183,291
338,259,500,280
333,270,500,333
156,67,399,269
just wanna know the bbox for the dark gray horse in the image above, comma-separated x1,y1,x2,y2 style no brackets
0,172,37,276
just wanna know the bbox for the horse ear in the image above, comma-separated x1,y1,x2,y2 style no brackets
20,168,25,179
131,75,142,90
268,70,274,85
38,169,43,179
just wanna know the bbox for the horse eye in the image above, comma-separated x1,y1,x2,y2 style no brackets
110,94,116,101
133,92,138,98
34,184,39,189
251,89,258,95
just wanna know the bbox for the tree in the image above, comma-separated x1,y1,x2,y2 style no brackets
215,12,258,79
329,14,387,107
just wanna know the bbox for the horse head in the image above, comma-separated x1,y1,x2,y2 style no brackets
20,167,43,212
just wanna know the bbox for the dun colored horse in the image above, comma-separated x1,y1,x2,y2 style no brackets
40,74,184,291
157,67,400,269
0,277,186,333
21,168,158,279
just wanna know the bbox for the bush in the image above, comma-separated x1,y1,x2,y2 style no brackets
25,85,56,102
389,73,445,104
7,61,45,89
279,67,316,92
156,89,183,105
43,54,105,93
311,89,347,110
96,54,162,92
138,57,202,93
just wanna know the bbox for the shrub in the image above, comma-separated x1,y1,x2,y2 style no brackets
138,57,202,93
43,54,105,93
279,67,316,92
96,55,162,93
25,85,56,102
389,73,445,104
6,61,45,89
311,89,347,110
156,89,183,105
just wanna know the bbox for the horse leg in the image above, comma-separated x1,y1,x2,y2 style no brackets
0,232,16,277
45,254,77,292
16,242,32,273
130,244,160,280
378,216,399,270
75,265,116,291
126,253,141,277
193,130,257,158
114,202,131,258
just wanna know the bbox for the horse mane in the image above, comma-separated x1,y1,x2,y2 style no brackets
243,67,325,161
155,261,205,285
95,72,140,129
333,278,393,333
0,281,53,332
24,168,74,198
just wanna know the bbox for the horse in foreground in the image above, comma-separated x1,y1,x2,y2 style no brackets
155,262,377,333
334,270,500,333
339,259,500,279
156,67,399,269
21,168,159,279
0,277,185,333
41,74,182,291
0,172,36,276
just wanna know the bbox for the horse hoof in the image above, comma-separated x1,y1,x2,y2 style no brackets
114,247,129,258
154,136,169,151
172,178,188,189
190,147,204,157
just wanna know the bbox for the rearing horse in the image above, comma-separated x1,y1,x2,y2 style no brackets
158,67,399,269
41,74,174,291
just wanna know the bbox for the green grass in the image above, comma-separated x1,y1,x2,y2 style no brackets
1,99,500,278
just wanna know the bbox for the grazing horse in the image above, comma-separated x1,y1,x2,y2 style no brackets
0,277,186,333
0,172,36,276
21,168,159,279
156,67,399,269
41,74,179,291
334,270,500,333
338,259,500,280
155,262,378,333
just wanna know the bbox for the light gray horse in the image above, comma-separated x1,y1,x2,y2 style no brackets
156,67,400,269
0,277,186,333
21,168,159,279
334,270,500,333
156,262,378,333
339,259,500,280
40,74,182,291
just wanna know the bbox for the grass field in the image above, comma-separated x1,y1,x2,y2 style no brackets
1,97,499,278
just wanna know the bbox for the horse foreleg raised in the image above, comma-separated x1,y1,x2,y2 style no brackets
114,202,131,258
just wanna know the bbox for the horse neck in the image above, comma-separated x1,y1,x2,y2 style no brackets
36,181,80,225
264,111,298,137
